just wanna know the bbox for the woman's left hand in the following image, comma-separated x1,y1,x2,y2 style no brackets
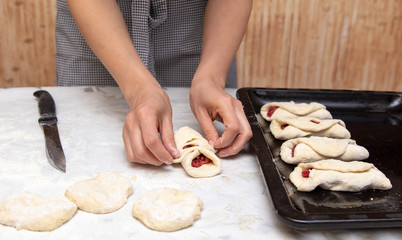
190,79,252,158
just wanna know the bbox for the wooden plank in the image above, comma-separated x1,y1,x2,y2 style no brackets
0,0,57,88
237,0,402,91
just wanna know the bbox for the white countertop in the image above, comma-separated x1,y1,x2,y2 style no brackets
0,87,401,239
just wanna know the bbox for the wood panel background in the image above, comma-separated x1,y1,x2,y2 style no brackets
1,0,401,91
238,0,402,91
0,0,57,87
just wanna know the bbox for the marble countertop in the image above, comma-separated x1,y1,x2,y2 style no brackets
0,86,401,239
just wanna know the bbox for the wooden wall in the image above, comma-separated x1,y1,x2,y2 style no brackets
237,0,402,91
1,0,401,91
0,0,57,87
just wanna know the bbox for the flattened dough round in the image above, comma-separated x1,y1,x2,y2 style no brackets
0,192,77,231
65,172,133,214
132,187,203,232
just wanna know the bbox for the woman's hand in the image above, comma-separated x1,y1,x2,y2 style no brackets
190,79,252,157
189,0,253,157
123,83,180,165
67,0,179,165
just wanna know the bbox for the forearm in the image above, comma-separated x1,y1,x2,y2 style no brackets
66,0,159,104
194,0,253,88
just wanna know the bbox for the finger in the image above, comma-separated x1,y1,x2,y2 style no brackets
160,117,180,163
218,131,250,157
124,114,164,166
133,129,165,166
219,102,253,157
122,125,135,162
197,109,219,146
122,123,147,164
214,100,240,149
139,114,174,164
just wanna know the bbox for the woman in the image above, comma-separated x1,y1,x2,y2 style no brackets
55,0,253,166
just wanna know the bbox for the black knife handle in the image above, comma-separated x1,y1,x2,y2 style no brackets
34,90,58,125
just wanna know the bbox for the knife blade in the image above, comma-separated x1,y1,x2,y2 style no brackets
34,90,66,172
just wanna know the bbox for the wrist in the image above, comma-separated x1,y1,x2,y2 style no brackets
116,68,161,108
192,63,227,91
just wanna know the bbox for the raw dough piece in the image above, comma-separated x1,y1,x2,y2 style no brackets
270,117,351,140
65,172,133,214
260,101,332,121
173,126,215,163
173,126,221,178
180,147,222,178
0,192,77,231
280,136,369,164
289,159,392,192
132,187,203,232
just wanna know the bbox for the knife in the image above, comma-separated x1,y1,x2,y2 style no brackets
34,90,66,172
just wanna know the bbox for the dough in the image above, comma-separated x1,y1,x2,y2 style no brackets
0,192,77,231
180,147,222,178
260,101,332,121
174,126,212,151
280,136,369,164
173,126,215,163
173,126,221,178
132,187,203,232
289,159,392,192
65,172,133,214
270,117,351,140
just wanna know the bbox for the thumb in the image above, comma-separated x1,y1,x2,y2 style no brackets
160,118,180,162
198,113,219,148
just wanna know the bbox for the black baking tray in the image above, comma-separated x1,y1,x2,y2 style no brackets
237,88,402,230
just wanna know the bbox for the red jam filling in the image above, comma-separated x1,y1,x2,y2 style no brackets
291,146,296,157
281,124,289,130
183,144,195,149
310,120,320,124
267,106,278,118
302,169,311,178
191,154,213,168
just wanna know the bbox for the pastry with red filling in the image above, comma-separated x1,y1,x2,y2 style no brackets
280,136,369,164
289,159,392,192
270,117,351,140
173,126,215,164
173,126,221,178
260,101,332,122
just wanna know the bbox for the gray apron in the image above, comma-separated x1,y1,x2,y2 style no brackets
55,0,237,88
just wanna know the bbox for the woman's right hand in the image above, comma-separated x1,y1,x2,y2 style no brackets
122,83,180,165
66,0,179,165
